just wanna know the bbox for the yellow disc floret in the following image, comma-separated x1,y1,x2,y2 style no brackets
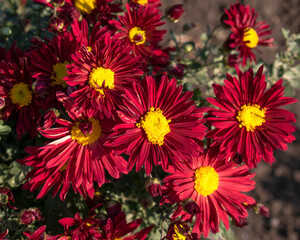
137,107,171,146
51,61,69,88
173,225,189,240
89,67,115,96
132,0,148,5
10,82,32,107
243,28,259,48
71,118,102,145
236,104,266,131
129,27,146,45
74,0,96,15
194,166,219,197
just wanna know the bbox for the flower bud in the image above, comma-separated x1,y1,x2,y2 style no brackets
233,217,248,228
105,200,122,219
258,204,270,217
169,61,185,79
146,177,162,198
182,198,201,215
32,80,47,97
47,17,66,34
166,5,185,23
0,187,15,209
226,54,238,68
19,208,42,225
1,27,12,37
182,23,196,32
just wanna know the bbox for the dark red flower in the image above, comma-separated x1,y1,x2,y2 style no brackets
206,65,297,168
0,57,41,138
65,33,143,118
163,220,197,240
98,211,153,240
222,3,273,66
161,147,255,237
59,212,101,239
110,4,166,61
19,92,127,200
106,75,206,175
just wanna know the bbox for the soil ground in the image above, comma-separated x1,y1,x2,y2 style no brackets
161,0,300,239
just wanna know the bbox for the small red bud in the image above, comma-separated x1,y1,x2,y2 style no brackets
182,198,201,215
233,217,248,228
146,177,162,198
105,200,122,219
166,5,185,23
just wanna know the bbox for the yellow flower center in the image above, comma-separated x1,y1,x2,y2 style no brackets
74,0,96,15
51,62,69,88
89,67,115,96
129,27,146,45
132,0,148,5
236,104,266,131
136,107,171,146
194,166,219,197
243,28,259,48
10,82,32,107
173,225,189,240
71,118,102,145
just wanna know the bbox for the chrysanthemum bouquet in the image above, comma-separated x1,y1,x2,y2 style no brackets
0,0,298,239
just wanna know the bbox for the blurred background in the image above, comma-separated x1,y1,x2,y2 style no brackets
161,0,300,239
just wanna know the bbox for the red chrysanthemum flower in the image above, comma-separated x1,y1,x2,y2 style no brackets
18,92,127,200
130,0,161,8
206,65,297,168
29,32,81,108
64,34,143,118
109,4,166,60
161,147,256,237
23,225,55,240
106,75,206,175
98,206,154,240
223,2,273,66
59,212,101,239
34,0,122,26
71,19,110,52
0,57,40,138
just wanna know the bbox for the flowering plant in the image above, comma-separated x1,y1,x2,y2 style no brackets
0,0,298,239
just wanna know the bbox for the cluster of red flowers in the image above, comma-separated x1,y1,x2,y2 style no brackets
0,0,296,239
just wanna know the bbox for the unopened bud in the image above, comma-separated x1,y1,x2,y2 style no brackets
233,217,248,228
19,208,42,225
182,23,196,32
183,42,194,53
1,27,12,37
169,61,185,79
146,177,162,198
182,198,201,215
166,5,185,23
105,200,122,219
0,187,15,209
